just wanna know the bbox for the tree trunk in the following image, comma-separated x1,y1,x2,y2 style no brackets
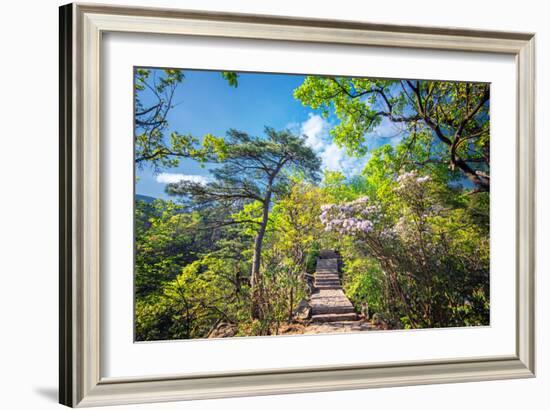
250,190,272,320
249,160,286,320
288,287,294,322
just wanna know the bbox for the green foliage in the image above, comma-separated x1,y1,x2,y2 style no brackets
341,256,385,316
320,170,489,328
305,243,320,274
135,199,200,297
294,76,395,155
295,77,490,191
136,256,251,340
134,68,239,171
165,128,322,205
221,72,239,87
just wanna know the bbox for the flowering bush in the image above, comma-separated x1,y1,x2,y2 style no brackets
318,170,489,329
396,170,431,186
395,170,432,209
319,197,378,234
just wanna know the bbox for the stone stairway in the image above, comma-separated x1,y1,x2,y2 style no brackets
310,256,358,323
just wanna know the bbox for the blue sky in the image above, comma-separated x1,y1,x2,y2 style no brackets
136,69,404,199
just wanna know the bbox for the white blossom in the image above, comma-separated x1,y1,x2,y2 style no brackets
319,196,378,236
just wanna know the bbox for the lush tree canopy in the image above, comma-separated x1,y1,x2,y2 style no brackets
165,128,321,319
134,68,238,170
294,78,490,191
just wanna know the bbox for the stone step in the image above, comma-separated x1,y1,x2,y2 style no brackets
311,297,354,308
314,284,342,290
310,255,356,323
311,305,355,315
310,294,352,302
319,250,339,259
316,262,337,267
315,268,338,274
316,261,337,265
315,281,341,287
311,312,358,323
316,259,338,268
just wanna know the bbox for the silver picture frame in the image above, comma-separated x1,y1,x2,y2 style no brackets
59,3,536,407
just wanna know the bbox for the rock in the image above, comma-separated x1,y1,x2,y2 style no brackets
208,322,237,338
372,313,387,326
280,323,306,334
360,302,370,320
293,299,311,320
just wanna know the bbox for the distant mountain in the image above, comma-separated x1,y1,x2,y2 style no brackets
135,194,157,204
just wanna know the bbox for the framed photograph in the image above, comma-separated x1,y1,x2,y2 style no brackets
59,3,535,407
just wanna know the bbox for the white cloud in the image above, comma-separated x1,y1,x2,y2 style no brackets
300,113,330,152
156,173,210,185
320,143,370,175
319,142,346,171
297,114,369,177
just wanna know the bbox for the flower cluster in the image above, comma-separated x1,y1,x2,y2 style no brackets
319,196,378,235
396,170,431,190
379,227,397,240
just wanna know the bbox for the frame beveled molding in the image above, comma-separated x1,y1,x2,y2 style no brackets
59,2,535,407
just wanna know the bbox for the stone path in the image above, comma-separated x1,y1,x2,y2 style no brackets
301,320,375,334
310,257,358,323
